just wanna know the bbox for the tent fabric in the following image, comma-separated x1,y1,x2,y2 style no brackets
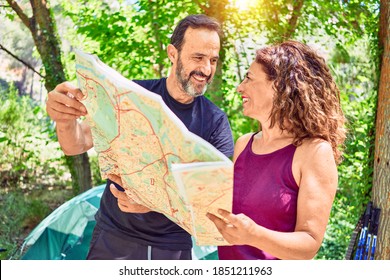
20,184,217,260
22,185,104,247
21,221,96,260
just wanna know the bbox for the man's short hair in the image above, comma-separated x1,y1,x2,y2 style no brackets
170,14,222,51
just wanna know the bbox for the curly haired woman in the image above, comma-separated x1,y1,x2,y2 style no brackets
208,40,347,260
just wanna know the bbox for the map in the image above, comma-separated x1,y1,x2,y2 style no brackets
74,49,233,246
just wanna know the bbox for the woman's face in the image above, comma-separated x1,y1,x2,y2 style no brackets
237,61,275,122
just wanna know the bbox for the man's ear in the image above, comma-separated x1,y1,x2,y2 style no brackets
167,44,177,63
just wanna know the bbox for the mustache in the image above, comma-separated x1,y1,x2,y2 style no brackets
190,70,211,82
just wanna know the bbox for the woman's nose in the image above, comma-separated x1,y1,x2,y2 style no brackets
237,82,244,94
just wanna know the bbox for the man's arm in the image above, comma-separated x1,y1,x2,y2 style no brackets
56,120,93,155
46,82,93,155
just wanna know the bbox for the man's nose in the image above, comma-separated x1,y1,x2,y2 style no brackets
200,60,212,77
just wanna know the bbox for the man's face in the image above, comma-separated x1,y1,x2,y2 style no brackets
174,28,220,97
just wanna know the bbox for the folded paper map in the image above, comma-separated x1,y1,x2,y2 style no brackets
74,49,233,246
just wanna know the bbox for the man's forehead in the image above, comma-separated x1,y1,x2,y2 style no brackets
181,28,220,52
183,27,220,43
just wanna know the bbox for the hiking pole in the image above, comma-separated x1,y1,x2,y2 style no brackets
363,205,376,259
354,201,372,260
345,213,363,259
370,208,381,260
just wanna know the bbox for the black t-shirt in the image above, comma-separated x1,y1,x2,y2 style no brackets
95,78,234,250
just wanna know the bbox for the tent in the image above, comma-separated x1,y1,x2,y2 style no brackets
20,184,218,260
20,185,104,260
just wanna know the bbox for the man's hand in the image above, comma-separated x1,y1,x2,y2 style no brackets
108,174,151,214
46,82,93,155
46,82,87,123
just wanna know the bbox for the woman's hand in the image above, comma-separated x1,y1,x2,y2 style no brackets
207,209,258,245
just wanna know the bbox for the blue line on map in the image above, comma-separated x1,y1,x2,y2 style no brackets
76,64,106,80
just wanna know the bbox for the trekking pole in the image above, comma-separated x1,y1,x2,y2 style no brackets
363,206,376,259
345,214,363,260
354,202,372,260
370,208,381,260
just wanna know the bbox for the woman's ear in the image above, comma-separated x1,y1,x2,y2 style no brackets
167,44,177,63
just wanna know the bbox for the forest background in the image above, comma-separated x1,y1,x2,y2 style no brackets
0,0,389,260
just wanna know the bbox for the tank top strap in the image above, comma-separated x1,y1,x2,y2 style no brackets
246,132,259,149
244,132,296,157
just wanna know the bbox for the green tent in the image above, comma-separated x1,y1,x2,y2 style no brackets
20,185,218,260
21,185,104,260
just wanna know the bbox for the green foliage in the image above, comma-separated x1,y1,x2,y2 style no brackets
0,84,68,189
320,94,377,259
315,34,378,259
89,154,106,186
63,0,201,80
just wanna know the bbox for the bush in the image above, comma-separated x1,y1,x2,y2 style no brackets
0,84,69,190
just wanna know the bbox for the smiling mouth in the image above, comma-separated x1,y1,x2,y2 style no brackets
242,97,249,104
192,74,207,82
190,70,210,84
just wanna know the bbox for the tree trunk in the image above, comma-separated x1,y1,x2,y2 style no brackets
281,0,304,40
7,0,92,194
371,0,390,260
197,0,229,105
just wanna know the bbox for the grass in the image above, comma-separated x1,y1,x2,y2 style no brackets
0,185,73,260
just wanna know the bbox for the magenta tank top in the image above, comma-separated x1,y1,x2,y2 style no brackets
218,132,299,260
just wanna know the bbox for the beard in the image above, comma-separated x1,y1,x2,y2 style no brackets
175,55,212,98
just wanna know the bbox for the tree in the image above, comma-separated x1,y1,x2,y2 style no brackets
4,0,92,194
195,0,229,105
371,0,390,260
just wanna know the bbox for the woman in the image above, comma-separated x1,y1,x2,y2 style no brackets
207,40,346,260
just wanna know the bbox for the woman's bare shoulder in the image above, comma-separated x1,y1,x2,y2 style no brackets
236,132,257,145
296,138,335,166
233,132,259,162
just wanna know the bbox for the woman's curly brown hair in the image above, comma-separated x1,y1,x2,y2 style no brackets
256,40,346,164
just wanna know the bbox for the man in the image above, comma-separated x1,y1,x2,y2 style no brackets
46,14,234,260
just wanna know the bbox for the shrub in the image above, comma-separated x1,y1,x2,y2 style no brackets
0,84,68,190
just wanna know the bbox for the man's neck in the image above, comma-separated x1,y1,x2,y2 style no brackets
166,74,195,104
